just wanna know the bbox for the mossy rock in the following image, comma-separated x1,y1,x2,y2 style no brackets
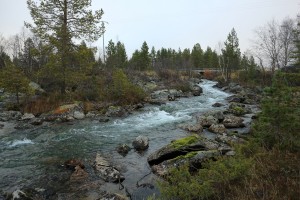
170,135,202,149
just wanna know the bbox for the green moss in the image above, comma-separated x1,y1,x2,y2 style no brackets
170,135,200,149
171,151,199,162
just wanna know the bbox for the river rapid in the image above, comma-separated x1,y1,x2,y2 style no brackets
0,80,231,199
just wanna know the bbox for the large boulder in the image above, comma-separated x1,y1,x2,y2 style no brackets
223,115,245,128
132,135,149,151
208,124,227,134
197,115,218,127
94,153,125,183
192,85,203,96
148,135,212,166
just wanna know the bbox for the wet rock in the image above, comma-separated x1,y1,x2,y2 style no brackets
30,118,43,126
105,106,128,117
20,113,35,121
94,153,125,183
228,82,243,93
208,124,227,134
14,123,34,130
197,115,218,127
168,94,176,101
148,136,206,166
0,111,22,121
64,159,85,170
8,188,43,200
70,165,88,182
227,102,251,116
116,144,131,156
179,123,203,133
132,135,149,151
203,110,225,122
192,85,203,96
99,117,110,122
222,115,245,128
0,123,4,129
73,111,85,120
212,102,224,107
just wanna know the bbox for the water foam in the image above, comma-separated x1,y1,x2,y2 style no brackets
9,138,34,147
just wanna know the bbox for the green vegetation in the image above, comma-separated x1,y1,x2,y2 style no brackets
157,72,300,200
170,135,200,149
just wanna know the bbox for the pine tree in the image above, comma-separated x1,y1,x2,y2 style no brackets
25,0,105,93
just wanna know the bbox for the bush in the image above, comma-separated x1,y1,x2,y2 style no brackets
108,69,146,105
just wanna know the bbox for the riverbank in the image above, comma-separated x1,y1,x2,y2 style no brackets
0,79,262,199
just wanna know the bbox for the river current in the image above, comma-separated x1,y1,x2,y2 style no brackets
0,80,231,199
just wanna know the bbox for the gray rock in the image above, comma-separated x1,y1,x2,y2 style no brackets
204,110,224,122
223,115,245,128
132,135,149,151
29,82,45,94
106,106,127,117
216,134,245,145
212,102,224,107
208,124,227,134
21,113,35,121
190,150,220,167
99,117,110,122
73,111,85,119
116,144,131,156
179,123,203,133
197,115,218,127
30,118,43,126
0,111,22,121
94,153,124,183
192,85,203,96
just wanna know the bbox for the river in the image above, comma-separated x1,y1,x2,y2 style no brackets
0,79,231,199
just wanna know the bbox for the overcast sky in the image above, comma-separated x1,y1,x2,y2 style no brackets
0,0,299,57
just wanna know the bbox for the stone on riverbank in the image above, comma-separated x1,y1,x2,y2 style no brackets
197,115,218,127
94,153,125,183
132,135,149,151
223,115,245,128
208,124,227,134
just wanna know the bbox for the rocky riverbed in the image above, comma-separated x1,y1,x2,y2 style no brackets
0,79,261,200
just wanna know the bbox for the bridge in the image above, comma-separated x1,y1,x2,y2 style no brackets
179,68,221,75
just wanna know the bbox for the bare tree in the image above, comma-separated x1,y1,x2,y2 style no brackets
252,18,296,74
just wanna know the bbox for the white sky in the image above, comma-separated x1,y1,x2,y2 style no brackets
0,0,299,56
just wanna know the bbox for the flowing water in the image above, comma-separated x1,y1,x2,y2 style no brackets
0,80,231,199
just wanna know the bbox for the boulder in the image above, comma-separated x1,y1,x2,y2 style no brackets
14,123,33,130
227,102,251,116
94,153,125,183
64,159,85,170
215,134,245,145
208,124,227,134
29,82,45,94
179,123,203,133
212,102,224,107
192,85,203,96
99,117,110,122
70,165,88,182
148,135,208,166
0,111,22,121
20,113,35,121
223,115,245,128
105,106,128,117
168,94,176,101
203,110,224,122
73,111,85,120
197,115,218,127
30,118,44,126
116,144,131,156
132,135,149,151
